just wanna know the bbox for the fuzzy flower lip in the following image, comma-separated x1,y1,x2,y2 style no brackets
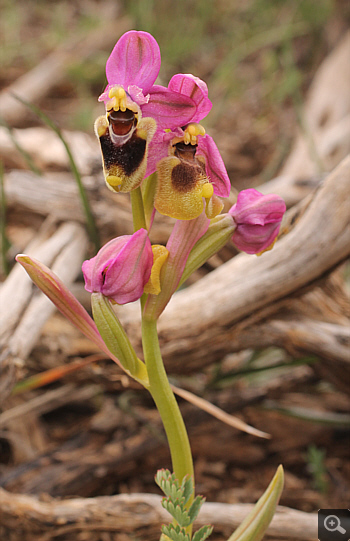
98,31,196,129
82,229,153,305
229,189,286,254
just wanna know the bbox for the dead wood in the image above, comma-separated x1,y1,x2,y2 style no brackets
0,423,163,497
0,127,101,175
0,488,318,540
260,31,350,206
116,156,350,374
0,221,88,402
2,159,348,387
0,384,99,430
3,168,174,243
0,366,315,497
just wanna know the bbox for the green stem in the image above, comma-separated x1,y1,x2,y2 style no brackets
130,187,147,231
142,317,194,491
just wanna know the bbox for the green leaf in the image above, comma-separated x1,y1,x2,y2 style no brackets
181,476,194,505
162,524,190,541
227,465,284,541
179,213,235,288
15,256,149,390
91,292,149,386
162,500,190,527
188,495,205,524
192,525,214,541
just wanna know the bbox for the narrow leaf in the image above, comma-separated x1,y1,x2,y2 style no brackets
188,496,205,524
91,292,149,386
12,353,105,395
181,476,194,506
0,117,42,176
15,255,149,388
0,161,10,275
16,255,107,350
192,525,214,541
227,465,284,541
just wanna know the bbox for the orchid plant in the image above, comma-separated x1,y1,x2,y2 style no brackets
16,31,286,541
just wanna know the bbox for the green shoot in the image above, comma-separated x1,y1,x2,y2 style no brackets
155,469,213,541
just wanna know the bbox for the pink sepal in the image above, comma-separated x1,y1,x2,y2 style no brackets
168,73,212,123
229,189,286,254
106,31,161,94
142,85,196,129
143,211,210,319
82,229,153,304
196,134,231,197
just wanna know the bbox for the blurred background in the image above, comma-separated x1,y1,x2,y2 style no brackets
0,2,349,540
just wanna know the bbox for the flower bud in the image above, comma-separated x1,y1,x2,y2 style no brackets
228,189,286,254
82,229,153,304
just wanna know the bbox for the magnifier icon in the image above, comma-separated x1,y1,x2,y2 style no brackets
324,515,346,534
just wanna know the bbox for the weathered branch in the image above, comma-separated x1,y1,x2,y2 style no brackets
0,221,88,402
0,489,318,540
2,168,174,243
260,31,350,205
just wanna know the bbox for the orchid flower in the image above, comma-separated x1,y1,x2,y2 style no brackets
82,229,153,304
229,189,286,254
146,74,231,221
94,31,196,194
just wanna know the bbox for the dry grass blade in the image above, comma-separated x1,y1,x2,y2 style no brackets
171,384,270,439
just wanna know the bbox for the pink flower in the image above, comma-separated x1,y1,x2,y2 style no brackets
147,74,230,195
82,229,153,304
229,189,286,254
98,31,196,130
95,31,198,194
146,74,231,220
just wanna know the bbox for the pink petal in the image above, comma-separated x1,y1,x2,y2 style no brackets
231,189,286,226
98,84,113,103
229,189,286,254
196,134,231,197
142,85,196,129
145,130,171,177
82,236,129,293
83,229,153,305
128,85,150,105
232,222,282,254
103,229,153,304
106,31,161,93
168,73,212,122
